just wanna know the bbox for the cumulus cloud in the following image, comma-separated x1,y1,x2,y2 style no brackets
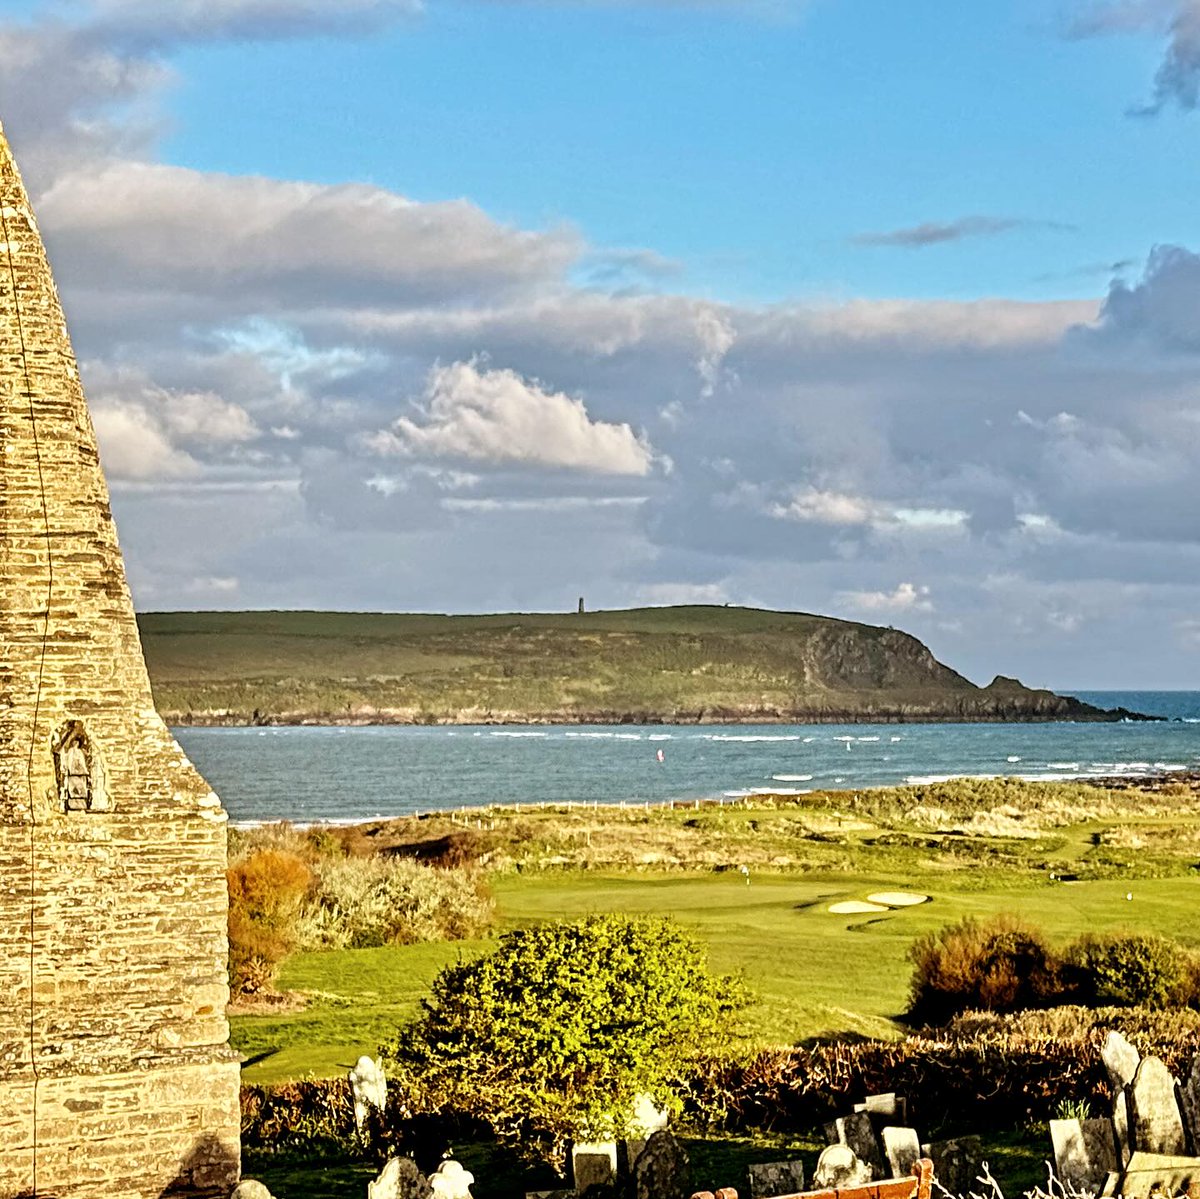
368,360,656,475
852,215,1075,249
37,162,579,311
840,582,934,613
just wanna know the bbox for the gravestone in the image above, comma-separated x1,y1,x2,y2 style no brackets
1049,1117,1119,1192
349,1054,389,1133
624,1093,672,1175
881,1127,922,1179
812,1145,871,1189
430,1160,475,1199
1179,1054,1200,1153
747,1159,806,1199
856,1094,908,1125
232,1183,275,1199
1129,1056,1187,1155
1109,1150,1200,1199
634,1130,691,1199
1102,1031,1142,1093
573,1141,619,1193
370,1158,434,1199
921,1137,983,1195
1114,1089,1133,1167
824,1112,886,1179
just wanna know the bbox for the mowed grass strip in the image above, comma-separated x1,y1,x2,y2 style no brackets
232,867,1200,1083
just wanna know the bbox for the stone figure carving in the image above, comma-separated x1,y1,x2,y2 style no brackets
52,721,109,812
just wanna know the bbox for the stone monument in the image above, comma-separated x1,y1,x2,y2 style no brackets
0,118,241,1195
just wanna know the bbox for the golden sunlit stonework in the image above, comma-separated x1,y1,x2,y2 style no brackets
0,120,240,1197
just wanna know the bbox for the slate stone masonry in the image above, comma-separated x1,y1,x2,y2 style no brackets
0,118,241,1197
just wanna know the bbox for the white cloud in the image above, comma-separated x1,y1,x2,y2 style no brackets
638,581,732,605
368,360,656,475
772,488,878,525
839,582,934,613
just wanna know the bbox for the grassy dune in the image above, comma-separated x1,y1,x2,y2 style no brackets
140,605,1116,724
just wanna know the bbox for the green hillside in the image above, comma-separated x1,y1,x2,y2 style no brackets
137,605,1126,725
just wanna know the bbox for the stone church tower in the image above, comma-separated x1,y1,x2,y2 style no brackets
0,122,241,1195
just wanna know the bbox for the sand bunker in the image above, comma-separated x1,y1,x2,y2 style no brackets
828,900,890,914
866,891,930,907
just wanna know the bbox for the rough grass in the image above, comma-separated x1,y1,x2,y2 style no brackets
135,606,1095,723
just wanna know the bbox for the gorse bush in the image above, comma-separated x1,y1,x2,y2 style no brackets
1066,932,1196,1008
383,913,747,1165
227,848,313,994
907,915,1060,1024
293,855,492,950
907,915,1200,1022
227,824,494,994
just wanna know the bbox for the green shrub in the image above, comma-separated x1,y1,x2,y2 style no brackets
383,914,746,1165
227,848,313,994
1066,932,1197,1008
294,856,493,950
907,914,1060,1024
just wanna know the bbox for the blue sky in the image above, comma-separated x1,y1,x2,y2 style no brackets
6,0,1200,687
163,1,1184,303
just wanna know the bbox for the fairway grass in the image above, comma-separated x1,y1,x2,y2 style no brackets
232,866,1200,1084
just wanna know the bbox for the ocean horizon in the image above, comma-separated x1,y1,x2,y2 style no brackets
172,689,1200,826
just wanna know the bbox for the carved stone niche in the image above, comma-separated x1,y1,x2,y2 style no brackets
51,720,110,813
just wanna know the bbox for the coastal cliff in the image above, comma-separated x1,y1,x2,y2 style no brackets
137,606,1143,726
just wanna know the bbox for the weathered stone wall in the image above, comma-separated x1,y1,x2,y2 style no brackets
0,119,241,1195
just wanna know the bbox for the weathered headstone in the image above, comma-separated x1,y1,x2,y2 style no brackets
1129,1056,1187,1155
747,1159,806,1199
1102,1031,1142,1093
812,1145,871,1190
1179,1054,1200,1153
573,1141,619,1193
349,1055,389,1133
525,1190,574,1199
430,1160,475,1199
921,1137,982,1195
1109,1150,1200,1199
881,1127,922,1179
1049,1117,1119,1192
824,1112,885,1179
231,1183,275,1199
634,1130,691,1199
370,1158,434,1199
856,1093,908,1125
1114,1088,1133,1167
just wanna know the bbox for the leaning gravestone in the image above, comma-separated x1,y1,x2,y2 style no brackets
921,1137,983,1195
825,1112,886,1179
573,1142,619,1193
1129,1056,1188,1156
747,1159,806,1199
349,1054,389,1133
624,1092,672,1175
370,1158,434,1199
1179,1054,1200,1153
634,1130,691,1199
1102,1031,1142,1093
812,1145,871,1189
1049,1117,1119,1192
856,1093,908,1126
880,1127,922,1179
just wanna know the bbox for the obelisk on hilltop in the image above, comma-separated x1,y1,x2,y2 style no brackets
0,121,241,1195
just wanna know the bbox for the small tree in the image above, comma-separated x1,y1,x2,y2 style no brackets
382,914,744,1164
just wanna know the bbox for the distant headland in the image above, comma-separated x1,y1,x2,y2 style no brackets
138,606,1152,726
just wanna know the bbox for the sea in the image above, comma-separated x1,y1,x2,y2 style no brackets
171,691,1200,826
